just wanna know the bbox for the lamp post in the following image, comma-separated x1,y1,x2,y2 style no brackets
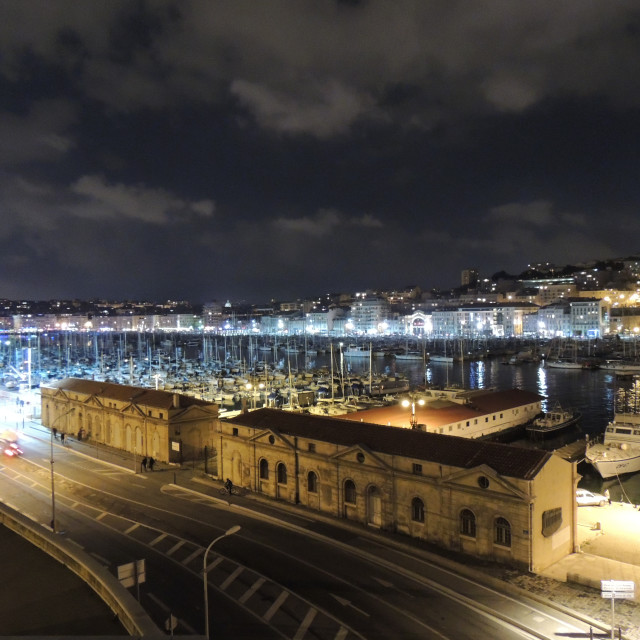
50,407,75,532
402,395,425,429
203,525,241,639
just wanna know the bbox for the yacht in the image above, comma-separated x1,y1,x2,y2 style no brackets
585,413,640,478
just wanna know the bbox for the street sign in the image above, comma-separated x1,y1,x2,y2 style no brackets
117,559,146,588
601,591,635,600
601,580,634,593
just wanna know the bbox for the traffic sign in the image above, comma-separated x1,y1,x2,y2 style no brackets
601,580,634,593
601,591,635,600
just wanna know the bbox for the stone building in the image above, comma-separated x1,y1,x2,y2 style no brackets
219,408,578,573
40,378,218,464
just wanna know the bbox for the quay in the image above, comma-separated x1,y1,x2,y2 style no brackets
555,439,587,462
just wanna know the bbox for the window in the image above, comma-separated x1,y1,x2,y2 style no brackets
460,509,476,537
232,427,239,436
542,507,562,537
259,458,269,480
307,471,318,493
494,517,511,547
277,462,287,484
308,442,316,453
411,497,425,523
356,452,365,463
412,463,422,475
159,413,163,419
344,479,356,504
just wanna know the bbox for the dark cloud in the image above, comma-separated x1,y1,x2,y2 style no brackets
0,1,639,302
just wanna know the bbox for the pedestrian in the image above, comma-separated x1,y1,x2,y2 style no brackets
60,432,65,444
141,457,148,472
604,488,611,505
52,427,57,440
148,457,155,471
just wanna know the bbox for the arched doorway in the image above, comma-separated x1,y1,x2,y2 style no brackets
367,485,382,527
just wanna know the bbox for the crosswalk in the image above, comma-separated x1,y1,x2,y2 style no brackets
0,464,363,640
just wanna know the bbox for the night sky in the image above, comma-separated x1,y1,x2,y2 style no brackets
2,1,639,304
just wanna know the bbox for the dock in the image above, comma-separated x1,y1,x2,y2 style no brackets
554,439,587,463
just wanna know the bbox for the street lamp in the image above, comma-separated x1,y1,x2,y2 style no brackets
203,525,241,639
50,407,75,533
402,395,425,429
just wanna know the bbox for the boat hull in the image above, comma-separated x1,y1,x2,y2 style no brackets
585,447,640,478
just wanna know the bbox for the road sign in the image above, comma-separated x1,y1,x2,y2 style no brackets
601,580,634,593
601,591,635,600
117,559,146,588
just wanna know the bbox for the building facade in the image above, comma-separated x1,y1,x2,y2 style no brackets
40,378,218,464
218,408,578,573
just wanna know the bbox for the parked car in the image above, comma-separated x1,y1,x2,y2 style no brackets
576,488,607,507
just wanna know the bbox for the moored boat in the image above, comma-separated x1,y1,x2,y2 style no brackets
526,403,581,437
585,413,640,478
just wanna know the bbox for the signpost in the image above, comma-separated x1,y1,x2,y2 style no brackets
118,559,146,601
601,580,635,639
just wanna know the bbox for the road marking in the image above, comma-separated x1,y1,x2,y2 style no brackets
166,540,186,556
293,607,317,640
239,577,265,604
90,552,110,566
334,627,349,640
124,523,140,535
181,547,203,565
150,533,167,546
96,511,108,520
263,590,289,622
220,566,243,591
330,594,370,617
204,556,223,573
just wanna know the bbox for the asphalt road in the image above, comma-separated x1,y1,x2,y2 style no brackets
0,421,617,639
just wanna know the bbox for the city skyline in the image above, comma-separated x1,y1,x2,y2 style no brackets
2,2,639,303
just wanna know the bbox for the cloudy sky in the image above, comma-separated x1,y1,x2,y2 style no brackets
2,1,639,304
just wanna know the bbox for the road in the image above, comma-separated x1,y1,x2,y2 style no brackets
0,418,611,639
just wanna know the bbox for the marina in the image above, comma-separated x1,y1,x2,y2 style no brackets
3,331,640,501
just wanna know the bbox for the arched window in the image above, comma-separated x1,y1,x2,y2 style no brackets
494,517,511,547
307,471,318,493
344,479,356,504
411,497,425,523
277,462,287,484
460,509,476,537
259,458,269,480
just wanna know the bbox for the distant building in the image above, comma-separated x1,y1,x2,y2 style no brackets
461,268,479,288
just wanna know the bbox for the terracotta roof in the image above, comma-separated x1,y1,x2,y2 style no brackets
228,408,551,480
340,388,543,428
42,377,212,410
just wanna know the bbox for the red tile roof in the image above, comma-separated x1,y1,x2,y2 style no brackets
42,377,212,410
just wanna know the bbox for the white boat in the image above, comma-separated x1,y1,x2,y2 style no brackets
599,360,640,374
395,350,424,361
429,354,454,363
343,345,370,358
545,359,583,370
526,403,581,437
585,413,640,478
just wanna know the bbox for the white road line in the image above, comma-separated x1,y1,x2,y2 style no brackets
204,556,224,573
166,540,186,556
96,511,108,520
238,577,266,604
150,532,167,546
124,523,140,535
90,552,110,566
334,627,349,640
263,591,289,622
293,607,317,640
181,547,203,565
219,566,243,591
